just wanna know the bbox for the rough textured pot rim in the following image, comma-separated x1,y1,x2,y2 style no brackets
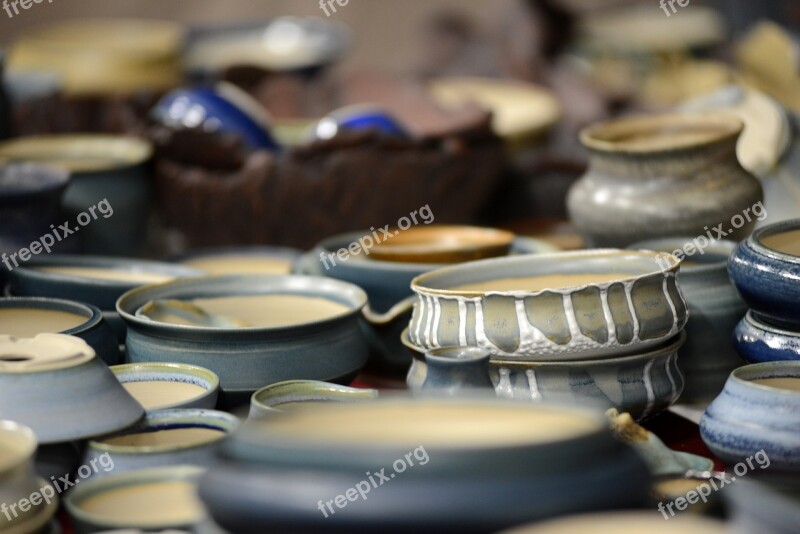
0,162,70,200
110,362,220,411
410,248,680,297
88,408,239,455
0,419,36,475
744,310,800,340
0,296,104,336
0,134,153,173
628,237,736,273
579,113,744,155
64,465,205,531
728,361,800,396
10,255,202,290
250,380,378,413
747,218,800,264
117,274,368,334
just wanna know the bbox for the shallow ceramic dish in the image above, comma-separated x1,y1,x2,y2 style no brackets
367,225,514,264
725,476,800,534
117,275,369,407
0,334,143,444
403,329,685,421
0,297,121,365
111,363,220,411
0,135,154,255
701,361,800,471
734,311,800,364
199,398,650,533
0,420,59,534
629,238,745,402
248,380,378,419
174,246,301,276
500,511,726,533
65,465,206,534
84,409,239,476
729,219,800,327
408,249,687,360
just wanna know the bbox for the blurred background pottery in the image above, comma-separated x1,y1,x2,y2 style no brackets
111,362,220,411
500,511,727,534
700,361,800,472
248,380,378,419
0,51,10,140
199,399,650,533
312,105,410,141
65,465,206,534
117,275,369,408
728,219,800,327
420,346,494,396
629,237,746,403
734,311,800,364
725,476,800,534
84,409,239,476
367,225,514,264
0,135,154,255
408,249,687,359
0,297,121,365
568,114,763,248
173,246,301,276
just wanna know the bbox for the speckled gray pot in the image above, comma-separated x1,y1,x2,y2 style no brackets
408,249,687,360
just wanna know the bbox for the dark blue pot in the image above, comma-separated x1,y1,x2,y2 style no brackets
734,310,800,364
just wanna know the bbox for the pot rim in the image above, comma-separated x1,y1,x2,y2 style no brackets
579,113,744,155
0,295,103,335
250,379,378,412
747,218,800,264
729,361,800,396
110,362,220,410
744,310,800,339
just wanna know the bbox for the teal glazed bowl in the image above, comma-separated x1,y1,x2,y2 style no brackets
117,275,369,408
0,297,121,365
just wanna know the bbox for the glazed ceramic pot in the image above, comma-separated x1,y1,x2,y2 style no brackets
111,363,220,411
367,225,514,265
0,420,59,534
408,249,687,360
420,347,495,396
0,135,154,255
404,330,685,421
84,409,239,476
174,246,301,276
734,311,800,364
313,105,410,141
0,334,143,444
700,361,800,472
117,275,369,408
629,238,746,402
199,399,650,533
248,380,378,419
501,511,727,533
0,297,121,365
728,219,800,327
725,476,800,534
567,114,763,248
64,465,206,534
0,163,69,255
7,255,201,343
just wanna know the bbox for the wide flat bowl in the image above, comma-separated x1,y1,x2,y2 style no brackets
111,362,220,411
198,398,650,533
734,311,800,364
408,249,687,360
701,361,800,472
367,225,515,264
402,329,685,421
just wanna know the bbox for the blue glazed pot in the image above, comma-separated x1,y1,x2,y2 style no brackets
729,219,800,327
0,297,121,365
734,311,800,364
312,105,410,141
700,361,800,472
725,476,800,534
117,275,369,408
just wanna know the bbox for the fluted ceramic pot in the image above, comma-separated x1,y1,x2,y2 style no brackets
568,114,763,248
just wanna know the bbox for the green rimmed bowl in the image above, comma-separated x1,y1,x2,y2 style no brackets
248,380,378,420
111,363,220,411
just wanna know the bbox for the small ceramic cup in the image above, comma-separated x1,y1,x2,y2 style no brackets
420,346,495,396
111,363,220,411
734,310,800,364
248,380,378,420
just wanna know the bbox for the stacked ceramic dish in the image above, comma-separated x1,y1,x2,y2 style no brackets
402,249,689,420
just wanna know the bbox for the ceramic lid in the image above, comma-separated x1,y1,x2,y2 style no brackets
0,333,95,373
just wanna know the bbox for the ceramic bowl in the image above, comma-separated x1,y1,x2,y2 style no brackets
84,409,239,477
725,476,800,534
0,135,154,255
152,83,280,151
312,105,410,141
117,275,369,408
174,246,301,276
248,380,378,419
111,363,220,411
0,163,69,254
403,329,685,421
199,398,650,533
65,465,206,534
0,334,143,444
0,297,121,365
729,219,800,327
500,511,727,533
367,225,515,264
629,237,746,402
0,420,59,534
408,249,688,360
701,361,800,472
7,255,201,342
734,311,800,364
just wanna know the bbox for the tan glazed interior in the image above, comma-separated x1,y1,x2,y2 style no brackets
77,481,203,524
761,228,800,256
181,255,293,275
35,266,174,284
99,427,225,448
752,377,800,392
121,381,209,410
0,308,87,336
